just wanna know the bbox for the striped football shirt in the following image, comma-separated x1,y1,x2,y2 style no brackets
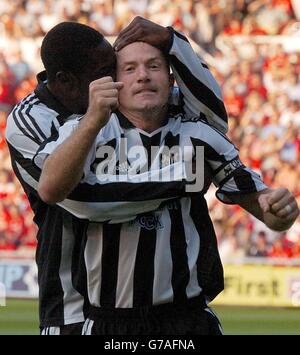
5,29,228,325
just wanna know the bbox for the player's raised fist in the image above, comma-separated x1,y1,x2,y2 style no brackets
87,76,123,127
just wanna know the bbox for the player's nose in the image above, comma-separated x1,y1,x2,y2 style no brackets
136,65,150,82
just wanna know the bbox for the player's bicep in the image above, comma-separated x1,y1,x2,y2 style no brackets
169,30,227,133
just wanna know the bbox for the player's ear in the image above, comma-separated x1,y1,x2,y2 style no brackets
56,71,80,89
56,71,72,84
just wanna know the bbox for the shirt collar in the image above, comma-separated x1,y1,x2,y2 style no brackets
115,108,174,131
114,110,135,129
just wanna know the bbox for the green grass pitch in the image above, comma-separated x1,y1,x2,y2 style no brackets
0,299,39,335
0,299,299,335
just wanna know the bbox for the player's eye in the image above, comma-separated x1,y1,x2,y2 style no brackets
125,66,134,72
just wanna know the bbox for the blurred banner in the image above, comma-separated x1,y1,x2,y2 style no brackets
212,265,300,307
0,260,38,299
0,282,6,306
1,259,300,307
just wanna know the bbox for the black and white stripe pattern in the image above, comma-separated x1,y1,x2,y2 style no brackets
41,327,60,335
6,79,87,328
6,30,230,324
80,197,216,308
11,94,42,144
36,110,266,308
169,30,228,133
10,93,56,145
82,319,94,335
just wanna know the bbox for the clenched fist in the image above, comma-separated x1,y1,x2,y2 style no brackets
86,76,123,129
258,188,299,230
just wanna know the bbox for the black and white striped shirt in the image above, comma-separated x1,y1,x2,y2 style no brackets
35,110,266,308
5,30,227,325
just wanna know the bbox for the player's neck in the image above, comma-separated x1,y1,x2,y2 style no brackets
119,105,168,133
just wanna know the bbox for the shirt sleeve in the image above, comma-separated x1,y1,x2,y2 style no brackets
33,118,186,222
190,121,267,204
5,104,58,195
168,28,228,134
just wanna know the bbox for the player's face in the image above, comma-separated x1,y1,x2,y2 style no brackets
77,40,116,113
116,42,172,115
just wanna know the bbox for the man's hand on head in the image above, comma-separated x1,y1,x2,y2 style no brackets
114,16,172,52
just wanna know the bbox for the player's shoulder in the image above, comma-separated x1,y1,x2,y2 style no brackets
175,113,231,146
180,112,213,128
8,91,54,122
179,113,217,132
6,91,66,145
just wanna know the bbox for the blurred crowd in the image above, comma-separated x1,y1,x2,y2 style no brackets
0,0,299,261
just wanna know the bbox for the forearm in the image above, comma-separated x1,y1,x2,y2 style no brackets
38,116,102,204
168,29,228,133
38,76,121,204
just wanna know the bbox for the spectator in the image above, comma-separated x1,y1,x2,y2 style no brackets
247,231,270,257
